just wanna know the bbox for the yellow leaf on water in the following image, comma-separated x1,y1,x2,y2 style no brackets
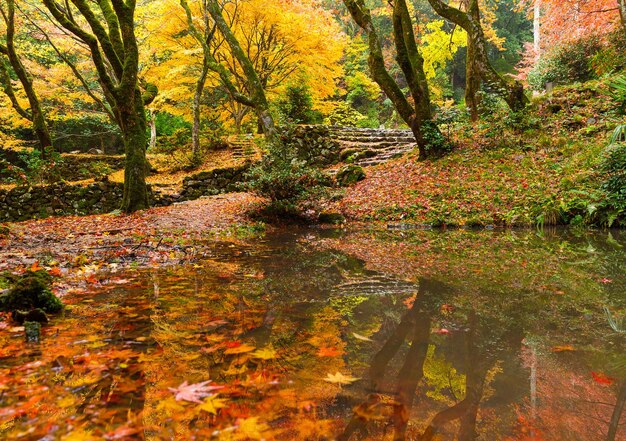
198,394,228,415
551,345,576,352
324,372,360,385
61,429,98,441
251,346,277,360
224,343,256,355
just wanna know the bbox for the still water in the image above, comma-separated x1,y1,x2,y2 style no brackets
1,227,624,440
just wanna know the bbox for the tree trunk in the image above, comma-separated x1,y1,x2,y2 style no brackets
618,0,626,35
427,0,529,113
1,0,52,156
533,0,541,56
120,90,149,213
149,109,157,150
465,38,481,121
343,0,447,159
192,61,210,156
607,381,626,441
465,0,481,121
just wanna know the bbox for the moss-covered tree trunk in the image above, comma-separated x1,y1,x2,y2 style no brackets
0,0,53,156
119,91,149,212
192,60,210,157
343,0,446,159
464,0,481,121
44,0,154,213
428,0,529,113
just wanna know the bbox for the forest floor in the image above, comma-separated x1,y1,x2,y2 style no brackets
0,193,264,290
330,79,622,227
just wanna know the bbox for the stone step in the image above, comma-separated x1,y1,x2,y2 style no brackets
338,141,414,150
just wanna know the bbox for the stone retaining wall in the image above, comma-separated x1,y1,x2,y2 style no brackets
0,180,126,222
180,164,250,200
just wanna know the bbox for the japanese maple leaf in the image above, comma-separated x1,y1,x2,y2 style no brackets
169,380,224,403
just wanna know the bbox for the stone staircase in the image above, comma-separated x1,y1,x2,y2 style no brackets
227,134,257,160
328,126,417,167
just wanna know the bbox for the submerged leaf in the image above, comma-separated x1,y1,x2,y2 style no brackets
169,380,224,403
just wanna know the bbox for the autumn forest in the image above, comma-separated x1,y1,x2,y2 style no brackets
0,0,626,439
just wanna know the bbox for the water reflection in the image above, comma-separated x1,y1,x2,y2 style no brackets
0,228,624,440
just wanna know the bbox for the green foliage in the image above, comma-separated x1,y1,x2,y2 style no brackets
16,147,66,185
154,112,191,137
51,116,121,153
325,102,366,127
246,126,330,216
277,85,321,124
590,31,626,77
597,129,626,225
528,36,602,91
609,75,626,115
421,120,452,157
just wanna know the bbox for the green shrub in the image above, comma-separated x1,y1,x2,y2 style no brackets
590,31,626,76
246,126,331,216
528,36,602,91
17,147,65,185
597,126,626,225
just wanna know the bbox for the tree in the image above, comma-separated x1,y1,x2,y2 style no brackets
427,0,529,120
0,0,53,155
342,0,448,158
205,0,276,139
42,0,157,213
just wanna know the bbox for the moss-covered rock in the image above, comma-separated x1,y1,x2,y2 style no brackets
13,308,49,324
318,211,346,225
336,165,366,187
1,270,62,314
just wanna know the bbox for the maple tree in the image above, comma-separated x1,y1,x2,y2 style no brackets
42,0,157,213
0,0,53,154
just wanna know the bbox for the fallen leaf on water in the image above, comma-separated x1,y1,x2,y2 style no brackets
224,343,256,355
352,332,372,342
324,372,360,385
551,345,575,352
252,346,278,360
591,371,615,385
198,394,228,414
317,346,343,357
169,380,224,403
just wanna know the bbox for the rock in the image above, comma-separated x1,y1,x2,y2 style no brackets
24,321,41,343
335,165,366,187
318,212,345,224
13,308,49,324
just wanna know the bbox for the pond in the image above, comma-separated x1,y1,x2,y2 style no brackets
0,227,625,440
